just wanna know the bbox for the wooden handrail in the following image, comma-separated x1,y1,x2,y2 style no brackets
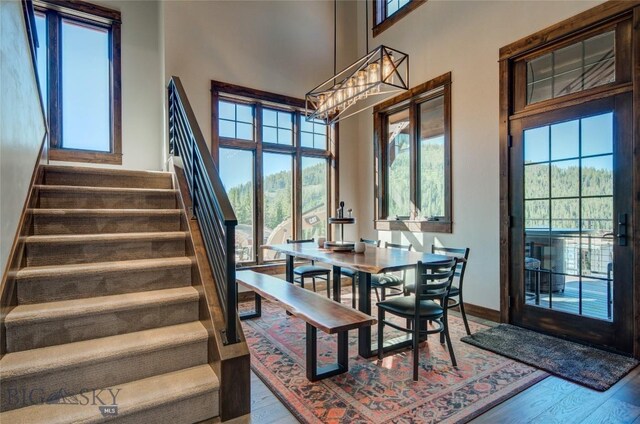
168,76,239,344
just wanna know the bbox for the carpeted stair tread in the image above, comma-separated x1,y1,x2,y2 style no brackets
16,257,193,280
24,231,188,244
5,287,199,325
43,165,173,189
0,365,219,423
34,185,178,194
29,208,182,216
1,321,208,379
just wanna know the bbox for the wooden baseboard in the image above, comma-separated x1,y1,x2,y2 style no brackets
463,303,501,323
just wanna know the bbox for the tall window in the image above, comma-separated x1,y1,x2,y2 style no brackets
34,1,121,164
372,0,426,37
213,82,336,264
374,72,452,233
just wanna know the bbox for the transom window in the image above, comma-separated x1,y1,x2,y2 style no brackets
33,0,122,164
374,72,452,233
212,82,337,264
526,31,615,104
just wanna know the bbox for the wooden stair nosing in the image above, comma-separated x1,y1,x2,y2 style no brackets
34,185,178,194
23,231,188,245
29,208,182,216
15,257,194,280
5,287,200,325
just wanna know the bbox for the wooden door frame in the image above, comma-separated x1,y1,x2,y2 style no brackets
498,0,640,358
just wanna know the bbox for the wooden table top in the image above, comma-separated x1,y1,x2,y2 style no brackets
263,242,455,274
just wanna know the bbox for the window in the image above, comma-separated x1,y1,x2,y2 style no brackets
373,0,426,37
213,82,337,264
374,72,452,233
33,1,122,164
526,31,615,104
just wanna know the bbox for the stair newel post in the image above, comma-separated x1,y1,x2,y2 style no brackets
225,223,238,344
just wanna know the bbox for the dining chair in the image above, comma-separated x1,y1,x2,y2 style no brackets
340,238,380,308
287,238,331,298
432,246,471,335
371,242,412,302
405,246,471,335
377,258,458,381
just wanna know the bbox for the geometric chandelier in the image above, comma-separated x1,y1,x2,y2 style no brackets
305,45,409,125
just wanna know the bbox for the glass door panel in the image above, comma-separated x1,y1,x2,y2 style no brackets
523,112,614,320
262,152,293,260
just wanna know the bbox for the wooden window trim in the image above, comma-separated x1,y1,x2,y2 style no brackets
211,81,339,265
372,0,427,38
498,0,640,359
36,0,122,165
373,72,452,233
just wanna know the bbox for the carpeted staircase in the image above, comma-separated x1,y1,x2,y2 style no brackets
0,165,220,423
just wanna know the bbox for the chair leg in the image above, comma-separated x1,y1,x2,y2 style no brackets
326,274,331,298
442,310,457,367
374,288,380,303
312,277,316,292
458,294,471,335
351,276,357,309
300,276,304,289
413,317,420,381
377,308,384,360
381,288,386,301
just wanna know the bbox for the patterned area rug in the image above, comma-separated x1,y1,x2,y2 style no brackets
461,324,640,391
240,298,548,423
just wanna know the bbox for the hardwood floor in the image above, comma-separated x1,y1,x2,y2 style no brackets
250,371,297,423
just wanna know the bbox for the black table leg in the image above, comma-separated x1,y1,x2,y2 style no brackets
239,293,261,320
286,254,294,283
332,265,341,303
306,324,348,382
358,271,373,357
358,270,413,358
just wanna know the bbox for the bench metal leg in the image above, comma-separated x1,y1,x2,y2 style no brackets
306,324,348,382
240,293,262,320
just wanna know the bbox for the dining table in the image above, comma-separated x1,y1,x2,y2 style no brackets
262,242,457,358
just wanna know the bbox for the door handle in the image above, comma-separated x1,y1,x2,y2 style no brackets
617,213,627,246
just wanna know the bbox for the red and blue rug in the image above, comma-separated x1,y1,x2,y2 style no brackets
241,298,547,423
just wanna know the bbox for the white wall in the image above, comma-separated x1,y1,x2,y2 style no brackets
163,0,362,240
52,0,165,171
353,0,604,310
0,0,47,274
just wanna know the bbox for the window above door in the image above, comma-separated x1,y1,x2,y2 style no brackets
372,0,426,37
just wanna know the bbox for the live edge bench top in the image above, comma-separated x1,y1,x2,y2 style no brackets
237,270,376,334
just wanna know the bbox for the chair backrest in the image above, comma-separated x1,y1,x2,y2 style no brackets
360,238,380,247
385,242,412,251
432,245,469,289
415,259,458,304
287,238,314,244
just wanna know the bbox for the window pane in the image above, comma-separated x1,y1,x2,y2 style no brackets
419,96,445,218
262,108,292,145
551,160,579,198
525,163,549,200
551,120,579,160
219,101,235,120
61,20,110,152
301,117,327,150
581,112,613,156
524,126,549,163
262,153,293,260
387,108,411,217
35,12,47,116
218,100,254,141
526,30,615,104
302,157,327,240
219,148,254,262
582,155,613,197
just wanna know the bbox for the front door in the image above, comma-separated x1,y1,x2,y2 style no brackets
509,94,634,353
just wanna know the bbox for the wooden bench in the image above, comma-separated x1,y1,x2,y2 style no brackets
236,270,376,381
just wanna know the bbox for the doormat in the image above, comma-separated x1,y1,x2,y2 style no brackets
461,324,639,391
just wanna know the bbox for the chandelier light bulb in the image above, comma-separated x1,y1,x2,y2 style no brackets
382,54,395,83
